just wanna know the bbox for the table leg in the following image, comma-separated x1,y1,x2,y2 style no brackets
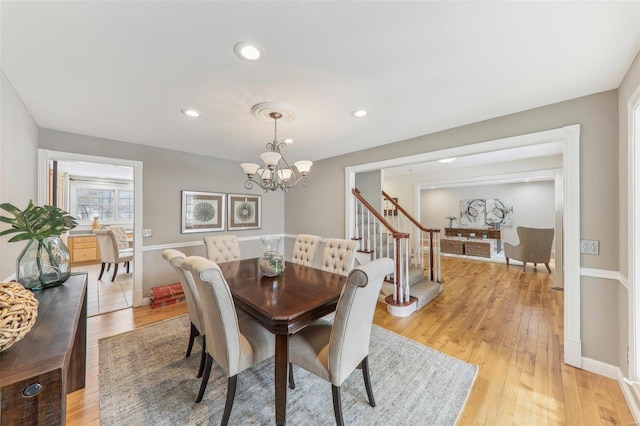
275,333,289,425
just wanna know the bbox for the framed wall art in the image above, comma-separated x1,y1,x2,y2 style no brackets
227,193,261,230
181,190,225,233
460,199,486,226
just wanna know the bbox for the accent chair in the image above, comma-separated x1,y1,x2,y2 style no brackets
504,226,554,272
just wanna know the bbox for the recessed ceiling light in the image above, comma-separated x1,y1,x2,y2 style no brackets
352,109,368,118
438,157,456,164
524,179,531,182
284,138,294,144
181,109,201,118
234,42,265,62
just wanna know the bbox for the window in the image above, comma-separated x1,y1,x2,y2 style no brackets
70,178,134,225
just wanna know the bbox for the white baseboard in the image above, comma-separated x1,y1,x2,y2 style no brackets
581,356,618,379
618,369,640,423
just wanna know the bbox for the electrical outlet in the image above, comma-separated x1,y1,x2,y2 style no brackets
142,228,153,238
580,239,599,255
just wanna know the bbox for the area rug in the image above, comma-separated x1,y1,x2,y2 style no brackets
99,315,477,425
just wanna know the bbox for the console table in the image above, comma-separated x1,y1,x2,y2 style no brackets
0,273,87,425
444,227,503,252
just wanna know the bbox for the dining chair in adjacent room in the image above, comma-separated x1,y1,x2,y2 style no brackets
162,249,206,378
288,257,395,426
203,235,241,263
290,234,322,267
181,256,275,425
94,229,133,282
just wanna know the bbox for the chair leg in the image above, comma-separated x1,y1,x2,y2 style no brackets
126,261,130,273
288,362,295,389
98,263,106,280
196,354,213,403
522,262,526,271
534,262,538,269
361,356,376,407
221,375,238,426
332,385,344,426
107,263,111,271
506,258,510,266
111,263,119,281
545,263,552,273
197,336,206,378
186,322,198,358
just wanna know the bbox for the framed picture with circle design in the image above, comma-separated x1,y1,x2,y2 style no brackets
181,190,225,233
227,193,261,230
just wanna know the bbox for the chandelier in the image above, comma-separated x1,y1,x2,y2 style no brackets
241,112,312,192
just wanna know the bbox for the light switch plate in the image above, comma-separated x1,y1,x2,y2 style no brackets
142,228,153,238
580,239,599,255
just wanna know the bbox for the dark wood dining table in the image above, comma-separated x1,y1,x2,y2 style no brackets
217,258,346,425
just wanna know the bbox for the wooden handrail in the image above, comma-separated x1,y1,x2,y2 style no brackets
382,190,440,233
352,188,409,239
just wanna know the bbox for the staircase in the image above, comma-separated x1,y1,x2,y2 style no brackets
351,188,443,317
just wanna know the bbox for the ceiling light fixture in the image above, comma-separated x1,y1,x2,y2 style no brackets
181,109,201,118
352,109,368,118
234,41,265,62
438,157,456,164
240,112,312,192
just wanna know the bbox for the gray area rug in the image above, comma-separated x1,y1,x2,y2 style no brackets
99,315,477,425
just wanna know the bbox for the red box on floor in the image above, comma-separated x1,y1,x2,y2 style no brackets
149,283,185,308
151,296,185,309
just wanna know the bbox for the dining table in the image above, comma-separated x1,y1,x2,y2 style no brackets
217,258,347,426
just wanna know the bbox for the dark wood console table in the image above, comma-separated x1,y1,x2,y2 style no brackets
0,273,87,425
445,227,503,252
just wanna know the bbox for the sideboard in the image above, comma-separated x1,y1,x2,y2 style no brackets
444,227,503,252
0,273,87,425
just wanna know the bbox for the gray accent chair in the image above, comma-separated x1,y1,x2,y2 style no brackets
162,249,206,378
203,235,241,263
504,226,554,272
288,257,395,425
94,229,133,281
181,256,275,425
290,234,322,266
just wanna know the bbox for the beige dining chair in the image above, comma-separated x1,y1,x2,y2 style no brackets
181,256,275,425
319,238,358,276
290,234,322,266
288,258,395,425
504,226,554,272
162,249,206,378
94,229,133,281
203,235,241,263
103,225,130,250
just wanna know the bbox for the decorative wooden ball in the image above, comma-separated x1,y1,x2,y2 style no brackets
0,282,39,352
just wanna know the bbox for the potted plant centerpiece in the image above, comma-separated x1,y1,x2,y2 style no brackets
0,200,78,290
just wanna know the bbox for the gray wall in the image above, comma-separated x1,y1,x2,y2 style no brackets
0,71,39,280
617,51,640,377
39,129,285,294
285,89,621,366
355,170,382,212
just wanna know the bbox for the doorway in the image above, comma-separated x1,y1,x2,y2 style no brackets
37,149,144,312
345,124,581,367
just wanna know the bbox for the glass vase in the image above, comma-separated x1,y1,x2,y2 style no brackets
16,236,72,291
258,236,285,277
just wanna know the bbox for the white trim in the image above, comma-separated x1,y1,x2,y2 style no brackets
580,268,626,283
345,124,582,368
416,169,556,189
142,234,295,252
629,87,640,384
37,150,145,307
619,370,640,424
582,356,620,380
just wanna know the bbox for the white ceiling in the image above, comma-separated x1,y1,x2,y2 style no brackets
2,1,639,166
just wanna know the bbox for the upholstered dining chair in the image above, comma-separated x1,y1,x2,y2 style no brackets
290,234,322,266
288,258,395,426
181,256,275,424
320,238,358,276
504,226,555,272
104,225,130,250
203,235,241,263
162,249,206,378
94,229,133,281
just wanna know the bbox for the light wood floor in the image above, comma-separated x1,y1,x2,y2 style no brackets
67,257,634,425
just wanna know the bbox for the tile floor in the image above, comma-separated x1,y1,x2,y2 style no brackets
71,262,133,317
